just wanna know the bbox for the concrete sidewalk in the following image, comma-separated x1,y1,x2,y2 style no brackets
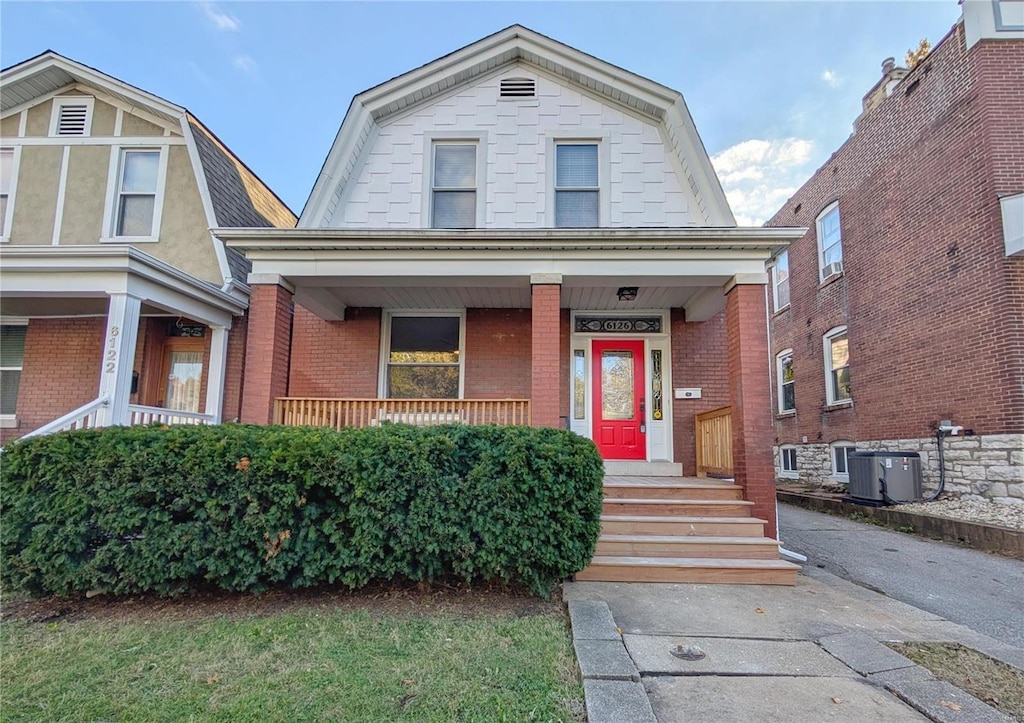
565,566,1022,722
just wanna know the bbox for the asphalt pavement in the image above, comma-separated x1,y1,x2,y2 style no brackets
778,503,1024,649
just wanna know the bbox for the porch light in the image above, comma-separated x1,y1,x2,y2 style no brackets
617,287,638,301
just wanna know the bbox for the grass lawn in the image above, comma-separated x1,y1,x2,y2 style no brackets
1,593,584,722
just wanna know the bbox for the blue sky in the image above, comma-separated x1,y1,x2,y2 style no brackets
2,1,962,223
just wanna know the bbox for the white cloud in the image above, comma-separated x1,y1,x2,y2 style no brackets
710,138,816,226
821,69,841,88
233,54,258,74
198,1,240,31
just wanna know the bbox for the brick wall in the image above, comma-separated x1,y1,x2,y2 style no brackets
289,305,381,398
241,284,293,424
531,285,562,427
464,309,531,399
766,23,1024,459
223,314,248,422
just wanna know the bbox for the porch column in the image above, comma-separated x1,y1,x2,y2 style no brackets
724,275,778,538
204,325,229,423
530,274,562,428
241,277,294,425
95,292,141,427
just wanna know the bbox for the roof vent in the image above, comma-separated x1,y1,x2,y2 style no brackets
55,102,90,136
500,77,536,98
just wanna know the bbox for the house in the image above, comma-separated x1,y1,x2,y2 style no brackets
764,0,1024,502
219,26,805,582
0,52,296,445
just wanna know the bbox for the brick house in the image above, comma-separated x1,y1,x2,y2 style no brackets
0,52,295,444
764,0,1024,502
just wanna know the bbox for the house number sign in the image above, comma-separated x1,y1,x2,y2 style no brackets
574,316,663,334
105,326,120,373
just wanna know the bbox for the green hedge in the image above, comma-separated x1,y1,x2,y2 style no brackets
1,423,604,598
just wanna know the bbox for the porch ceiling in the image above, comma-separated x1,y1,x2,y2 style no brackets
0,295,168,318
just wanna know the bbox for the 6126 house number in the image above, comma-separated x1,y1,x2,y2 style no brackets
574,316,663,334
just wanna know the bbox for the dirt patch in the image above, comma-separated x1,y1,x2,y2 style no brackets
1,580,564,626
888,642,1024,721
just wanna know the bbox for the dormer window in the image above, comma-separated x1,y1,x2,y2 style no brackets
500,77,536,99
49,97,94,137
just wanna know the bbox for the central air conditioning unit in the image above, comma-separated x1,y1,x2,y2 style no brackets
845,451,923,506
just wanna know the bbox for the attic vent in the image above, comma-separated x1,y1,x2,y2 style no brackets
500,78,536,98
50,98,93,137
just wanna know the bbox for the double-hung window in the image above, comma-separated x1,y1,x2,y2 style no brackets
817,202,843,280
772,250,790,310
0,148,13,238
824,326,851,404
431,143,477,229
0,323,26,422
384,314,463,399
555,143,599,227
777,349,795,413
114,149,161,237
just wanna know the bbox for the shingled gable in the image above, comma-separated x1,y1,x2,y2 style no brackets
300,24,735,228
0,51,296,289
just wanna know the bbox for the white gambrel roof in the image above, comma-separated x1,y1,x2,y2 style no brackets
301,25,736,228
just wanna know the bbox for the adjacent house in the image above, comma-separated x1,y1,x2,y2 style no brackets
765,0,1023,502
0,52,296,444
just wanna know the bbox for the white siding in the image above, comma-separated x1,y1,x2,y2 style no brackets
331,67,701,228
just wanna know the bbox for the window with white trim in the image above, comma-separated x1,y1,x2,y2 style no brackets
0,323,26,419
831,441,857,481
816,202,843,280
779,445,798,478
824,326,851,404
0,148,13,237
431,143,477,229
555,142,599,227
114,149,161,237
776,349,795,413
49,97,94,137
383,313,463,398
772,250,790,310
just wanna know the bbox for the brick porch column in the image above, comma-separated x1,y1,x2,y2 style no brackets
530,274,562,428
240,276,294,424
725,276,777,538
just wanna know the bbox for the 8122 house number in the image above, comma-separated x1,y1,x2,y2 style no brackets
105,326,120,373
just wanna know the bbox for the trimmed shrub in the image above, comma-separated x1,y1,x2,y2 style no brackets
1,423,604,598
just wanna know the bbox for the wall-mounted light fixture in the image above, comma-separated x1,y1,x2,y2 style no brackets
617,286,638,301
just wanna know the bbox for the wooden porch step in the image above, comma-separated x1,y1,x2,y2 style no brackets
603,482,743,501
595,534,781,559
600,515,768,537
576,556,801,585
602,498,755,517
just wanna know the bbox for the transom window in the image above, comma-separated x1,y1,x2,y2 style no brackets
777,349,795,413
0,148,13,237
817,202,843,280
824,326,851,404
115,149,160,237
385,314,463,399
0,323,26,418
555,143,599,227
780,446,798,478
431,143,477,229
772,250,790,310
831,442,856,481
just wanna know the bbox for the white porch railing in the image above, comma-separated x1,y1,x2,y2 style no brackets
18,396,109,441
127,404,215,426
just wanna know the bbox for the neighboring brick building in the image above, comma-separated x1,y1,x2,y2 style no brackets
764,1,1024,502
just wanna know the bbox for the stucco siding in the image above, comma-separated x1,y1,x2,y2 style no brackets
1,115,19,138
9,146,61,243
91,99,117,136
333,66,699,229
121,112,165,137
152,145,221,284
59,146,108,244
25,101,50,137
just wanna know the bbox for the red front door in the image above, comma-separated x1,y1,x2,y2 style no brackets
592,339,646,460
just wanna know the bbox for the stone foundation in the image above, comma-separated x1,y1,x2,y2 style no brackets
775,434,1024,505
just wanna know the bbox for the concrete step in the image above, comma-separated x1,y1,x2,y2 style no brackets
602,498,755,518
604,461,683,476
600,515,768,537
603,482,744,501
595,534,781,559
576,556,801,585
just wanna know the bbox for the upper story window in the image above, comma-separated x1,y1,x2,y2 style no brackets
772,250,790,310
824,326,851,405
114,149,161,237
777,349,795,413
0,148,13,238
49,97,94,137
0,323,26,420
555,143,599,227
817,202,843,281
383,313,463,399
431,143,477,229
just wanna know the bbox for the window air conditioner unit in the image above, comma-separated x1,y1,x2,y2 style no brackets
822,261,843,278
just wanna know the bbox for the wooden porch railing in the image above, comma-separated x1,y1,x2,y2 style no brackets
695,405,733,477
274,398,532,430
